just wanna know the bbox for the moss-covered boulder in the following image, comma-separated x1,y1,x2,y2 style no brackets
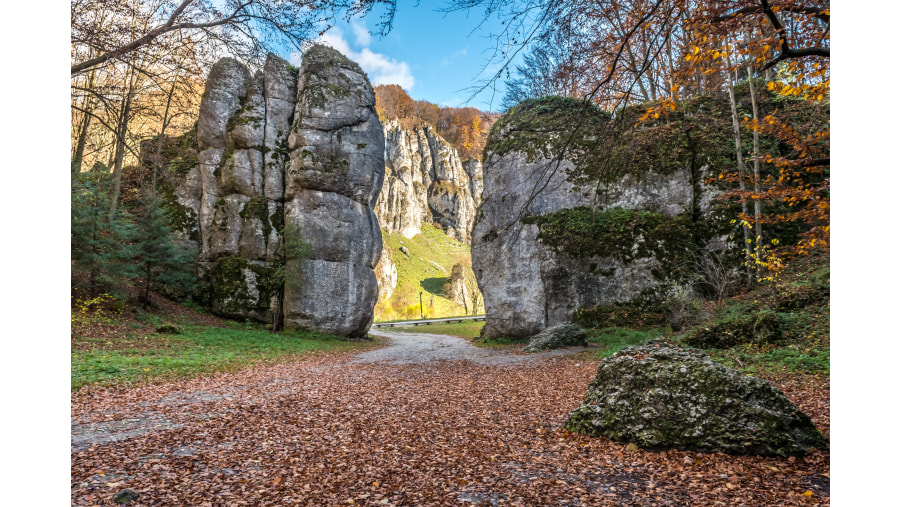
565,341,827,456
522,323,588,352
471,96,738,339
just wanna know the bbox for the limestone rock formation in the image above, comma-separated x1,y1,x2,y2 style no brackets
374,120,478,242
193,55,295,322
471,97,732,338
167,47,383,337
522,323,588,353
565,342,828,456
374,242,397,300
282,45,384,337
463,159,484,209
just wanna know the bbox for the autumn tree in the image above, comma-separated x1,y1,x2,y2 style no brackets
374,84,497,160
452,0,829,276
71,0,399,76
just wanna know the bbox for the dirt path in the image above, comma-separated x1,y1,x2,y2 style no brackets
358,329,593,365
71,332,830,506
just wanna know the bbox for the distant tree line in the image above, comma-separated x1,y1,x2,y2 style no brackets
374,84,499,160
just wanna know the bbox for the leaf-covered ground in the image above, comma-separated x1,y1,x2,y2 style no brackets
72,335,829,506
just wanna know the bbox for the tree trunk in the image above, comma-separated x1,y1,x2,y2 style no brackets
724,49,754,283
108,83,134,222
271,288,284,333
72,111,92,176
143,262,152,307
72,67,97,176
153,79,178,192
747,66,764,278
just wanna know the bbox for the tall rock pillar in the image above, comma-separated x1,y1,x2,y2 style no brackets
283,45,385,337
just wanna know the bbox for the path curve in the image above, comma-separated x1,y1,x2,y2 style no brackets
357,328,593,365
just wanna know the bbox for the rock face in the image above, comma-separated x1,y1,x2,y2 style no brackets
522,323,588,353
169,47,383,337
565,342,828,457
374,120,478,242
194,55,295,323
471,97,731,338
374,242,397,300
282,45,384,337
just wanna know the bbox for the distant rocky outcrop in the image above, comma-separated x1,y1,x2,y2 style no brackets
164,46,383,337
374,120,480,243
472,96,735,339
374,242,397,300
565,342,828,456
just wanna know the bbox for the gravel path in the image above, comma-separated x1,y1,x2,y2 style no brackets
357,329,593,365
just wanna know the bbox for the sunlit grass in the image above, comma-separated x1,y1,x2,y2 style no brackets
387,319,484,339
71,325,377,390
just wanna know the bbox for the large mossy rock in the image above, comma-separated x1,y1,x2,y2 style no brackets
523,323,588,352
471,96,735,339
565,342,827,457
282,45,384,338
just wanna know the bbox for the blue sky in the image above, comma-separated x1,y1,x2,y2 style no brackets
287,1,523,112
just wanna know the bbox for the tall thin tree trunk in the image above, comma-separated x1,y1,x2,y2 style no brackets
724,48,753,283
72,68,97,175
108,81,134,222
747,66,764,277
153,79,178,192
72,111,92,176
144,263,152,306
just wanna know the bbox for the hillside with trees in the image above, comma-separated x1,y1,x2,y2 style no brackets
374,84,499,160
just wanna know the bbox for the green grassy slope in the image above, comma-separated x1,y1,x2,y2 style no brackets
375,224,475,321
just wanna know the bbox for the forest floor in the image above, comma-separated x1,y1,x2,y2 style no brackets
71,329,829,506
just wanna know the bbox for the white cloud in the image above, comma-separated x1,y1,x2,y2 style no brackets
351,22,372,47
316,27,415,90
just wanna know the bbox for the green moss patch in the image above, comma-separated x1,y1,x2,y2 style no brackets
524,207,695,265
207,256,278,318
575,297,668,330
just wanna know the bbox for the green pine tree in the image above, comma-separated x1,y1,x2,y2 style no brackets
71,168,138,297
132,191,196,306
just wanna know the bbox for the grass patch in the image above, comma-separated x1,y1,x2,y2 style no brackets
377,224,472,321
72,324,377,390
708,344,830,375
389,320,484,339
587,326,665,358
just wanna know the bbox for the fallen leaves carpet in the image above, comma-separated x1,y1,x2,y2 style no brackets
71,352,829,506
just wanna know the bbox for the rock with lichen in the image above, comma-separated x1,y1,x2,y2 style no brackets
522,323,588,352
565,341,828,457
159,47,384,337
281,45,384,337
471,96,733,339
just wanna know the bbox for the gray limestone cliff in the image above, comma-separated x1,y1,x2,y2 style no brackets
166,46,383,337
374,120,479,243
471,96,735,339
374,242,397,300
282,45,384,337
